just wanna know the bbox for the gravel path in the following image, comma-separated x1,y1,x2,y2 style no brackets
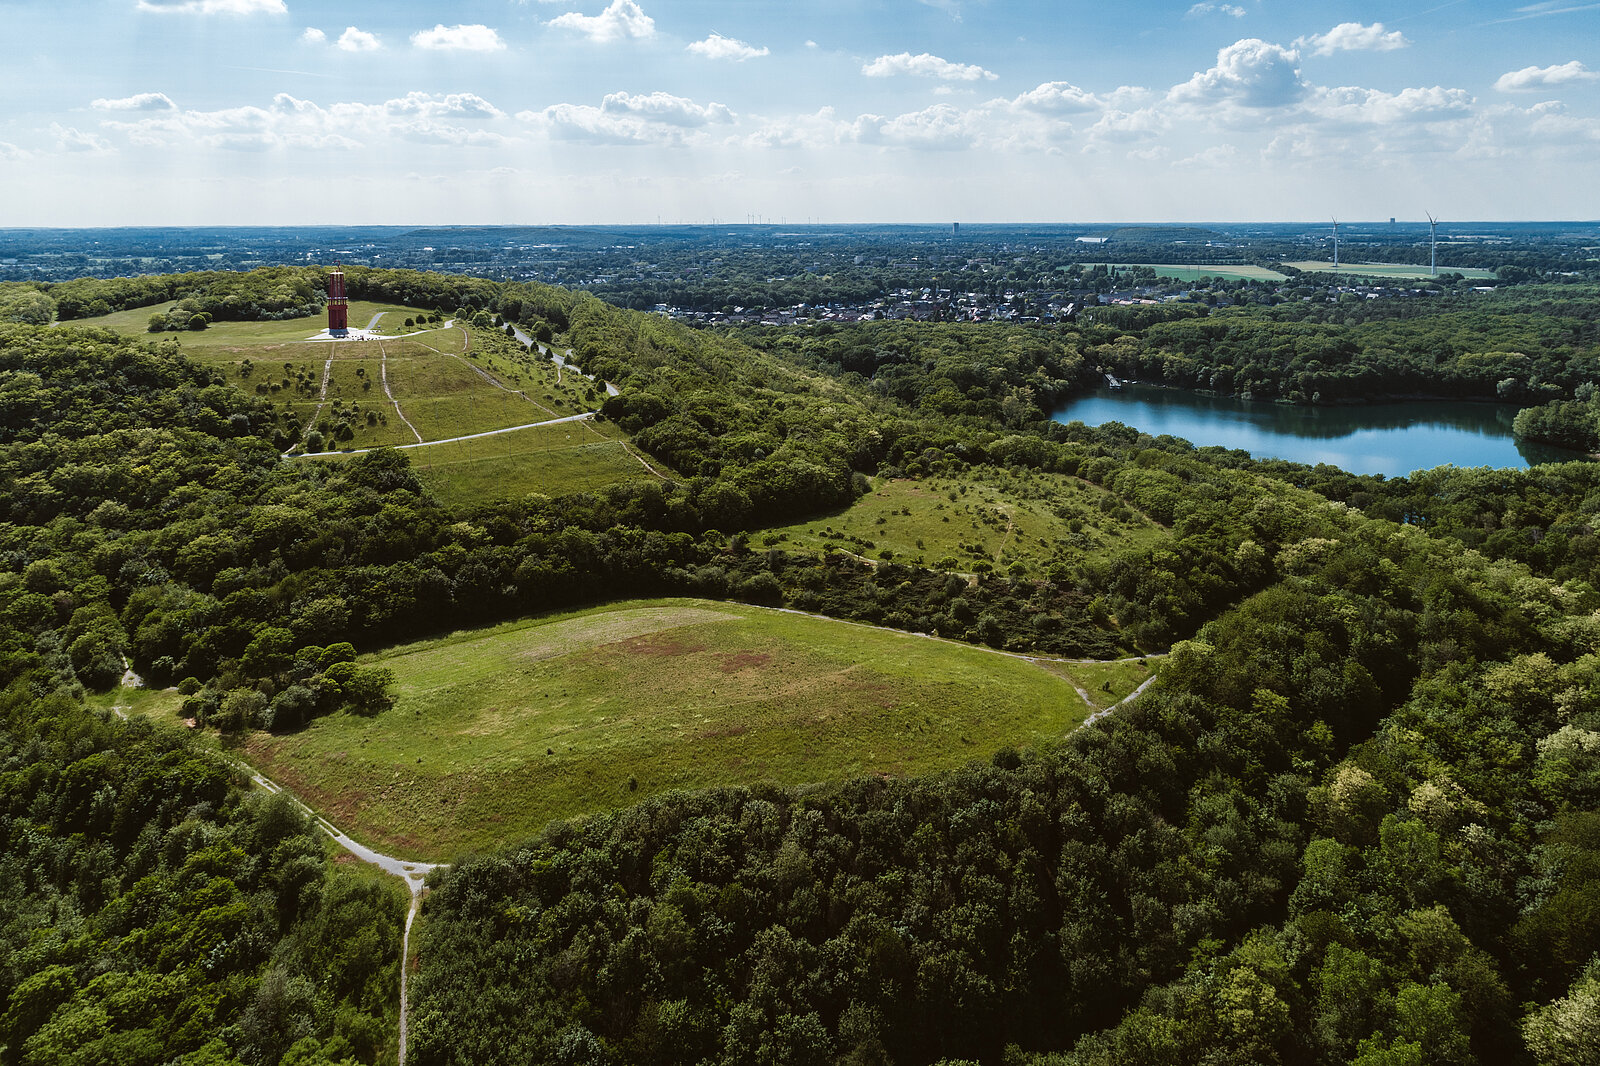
294,411,595,458
245,769,441,1066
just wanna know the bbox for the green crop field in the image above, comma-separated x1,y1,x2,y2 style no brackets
1092,263,1289,282
1282,261,1497,280
759,467,1168,576
227,599,1105,859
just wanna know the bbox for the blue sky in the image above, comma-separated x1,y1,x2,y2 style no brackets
2,0,1596,224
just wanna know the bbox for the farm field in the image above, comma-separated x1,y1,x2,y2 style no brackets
759,467,1168,576
235,598,1102,859
1282,260,1497,279
1093,263,1289,282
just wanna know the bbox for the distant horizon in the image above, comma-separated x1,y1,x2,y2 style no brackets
4,219,1599,232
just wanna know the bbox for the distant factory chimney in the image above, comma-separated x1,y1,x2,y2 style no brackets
328,266,349,336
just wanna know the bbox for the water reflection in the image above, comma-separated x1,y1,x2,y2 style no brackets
1050,384,1583,477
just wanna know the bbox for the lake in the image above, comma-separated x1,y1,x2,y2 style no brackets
1050,384,1584,477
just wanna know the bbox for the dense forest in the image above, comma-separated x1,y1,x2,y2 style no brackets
3,266,1599,1065
740,286,1600,410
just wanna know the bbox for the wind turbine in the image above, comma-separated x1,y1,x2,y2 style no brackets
1331,218,1340,268
1426,212,1439,276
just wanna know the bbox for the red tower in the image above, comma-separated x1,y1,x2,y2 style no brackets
327,267,349,336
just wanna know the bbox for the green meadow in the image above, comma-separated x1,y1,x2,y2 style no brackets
236,599,1102,859
404,420,657,507
1093,263,1289,282
1282,260,1497,280
759,467,1168,576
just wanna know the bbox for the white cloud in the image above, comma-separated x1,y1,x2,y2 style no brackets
92,92,177,112
51,124,112,152
1010,81,1104,114
547,0,655,43
1295,23,1409,57
1188,3,1246,17
377,92,504,119
1171,38,1304,108
1495,60,1600,91
338,27,381,52
1085,107,1169,144
96,91,508,152
601,90,733,126
411,24,505,51
1311,85,1474,125
853,104,980,148
686,33,768,61
136,0,285,13
1175,144,1239,168
519,90,729,144
301,27,325,44
0,141,30,161
862,52,997,82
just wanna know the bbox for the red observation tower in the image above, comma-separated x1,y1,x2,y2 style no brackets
327,267,349,336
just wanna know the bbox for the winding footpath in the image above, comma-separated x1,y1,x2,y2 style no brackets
245,771,442,1066
108,664,440,1065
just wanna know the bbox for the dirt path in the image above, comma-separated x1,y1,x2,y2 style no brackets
378,338,425,444
1084,673,1160,726
298,353,335,443
245,770,440,1065
106,670,437,1064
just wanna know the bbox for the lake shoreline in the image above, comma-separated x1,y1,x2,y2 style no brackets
1049,382,1588,476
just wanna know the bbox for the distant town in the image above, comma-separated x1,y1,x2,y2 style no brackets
2,221,1594,326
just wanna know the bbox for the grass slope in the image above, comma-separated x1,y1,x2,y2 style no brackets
405,419,657,507
235,599,1100,860
760,468,1167,577
74,301,635,499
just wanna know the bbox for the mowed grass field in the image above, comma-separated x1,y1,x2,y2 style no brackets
239,599,1103,859
760,467,1168,576
1282,261,1497,280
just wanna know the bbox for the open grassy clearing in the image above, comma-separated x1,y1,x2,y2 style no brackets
89,684,189,726
237,598,1100,859
1282,261,1497,280
407,420,657,506
759,467,1168,576
1036,657,1157,710
1090,263,1289,282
